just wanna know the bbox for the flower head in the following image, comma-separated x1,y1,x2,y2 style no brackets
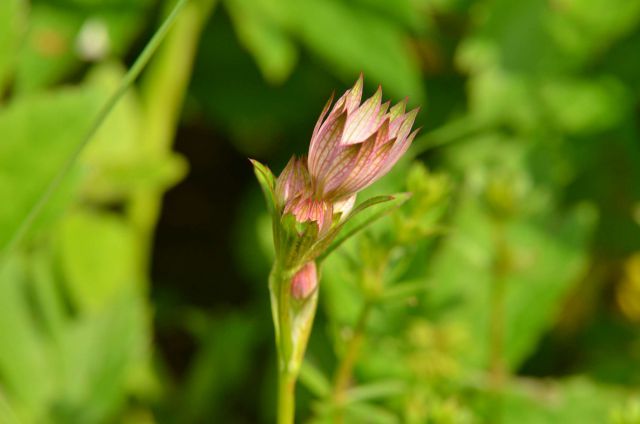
276,75,419,234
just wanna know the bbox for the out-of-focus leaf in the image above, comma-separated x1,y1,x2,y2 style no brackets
319,193,411,261
0,86,102,252
0,0,26,91
352,0,428,33
427,191,596,369
499,377,627,424
15,0,152,92
344,402,399,424
299,360,331,397
379,279,428,303
58,210,137,313
0,255,53,421
81,63,188,202
250,159,278,215
53,291,149,423
549,0,640,64
225,0,298,84
177,313,259,423
0,393,20,424
540,76,631,134
290,0,424,101
344,380,406,404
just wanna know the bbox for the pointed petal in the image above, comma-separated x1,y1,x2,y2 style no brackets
311,92,334,143
342,86,384,145
333,194,356,219
395,108,419,142
378,127,420,177
338,142,395,195
379,101,390,117
318,144,360,196
326,120,391,197
276,156,311,207
308,111,347,180
388,99,407,121
345,74,364,112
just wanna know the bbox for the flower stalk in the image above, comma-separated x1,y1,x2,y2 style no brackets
269,263,319,424
252,75,420,423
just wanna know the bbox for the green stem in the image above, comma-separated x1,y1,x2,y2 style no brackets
278,368,297,424
488,219,509,423
269,263,319,424
407,116,488,159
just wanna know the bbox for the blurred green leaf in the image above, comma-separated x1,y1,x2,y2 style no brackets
540,76,631,134
58,210,137,313
225,0,298,84
15,0,152,92
0,86,101,255
344,380,406,404
250,159,278,215
290,0,424,101
427,190,597,369
81,63,188,203
0,0,26,92
53,291,149,423
344,402,399,424
300,360,331,398
379,279,428,304
499,377,627,424
0,255,54,421
177,313,259,423
319,193,410,262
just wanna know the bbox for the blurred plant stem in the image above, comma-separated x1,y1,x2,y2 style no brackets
269,263,319,424
332,250,389,423
408,116,489,159
129,0,217,280
332,301,373,421
489,219,510,422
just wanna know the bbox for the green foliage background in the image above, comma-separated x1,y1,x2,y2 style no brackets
1,0,640,422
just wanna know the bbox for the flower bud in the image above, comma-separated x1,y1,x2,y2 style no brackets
291,262,317,300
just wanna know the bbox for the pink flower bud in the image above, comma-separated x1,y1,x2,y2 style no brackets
275,75,419,235
291,262,317,300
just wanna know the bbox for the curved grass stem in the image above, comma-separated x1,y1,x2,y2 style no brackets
2,0,191,260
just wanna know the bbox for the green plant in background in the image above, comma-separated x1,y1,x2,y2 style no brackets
0,0,215,421
252,76,420,423
1,0,640,422
292,162,454,423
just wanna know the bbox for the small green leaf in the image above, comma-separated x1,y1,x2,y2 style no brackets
250,159,278,214
379,279,428,303
225,0,298,84
344,380,406,404
299,360,331,397
344,402,399,424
